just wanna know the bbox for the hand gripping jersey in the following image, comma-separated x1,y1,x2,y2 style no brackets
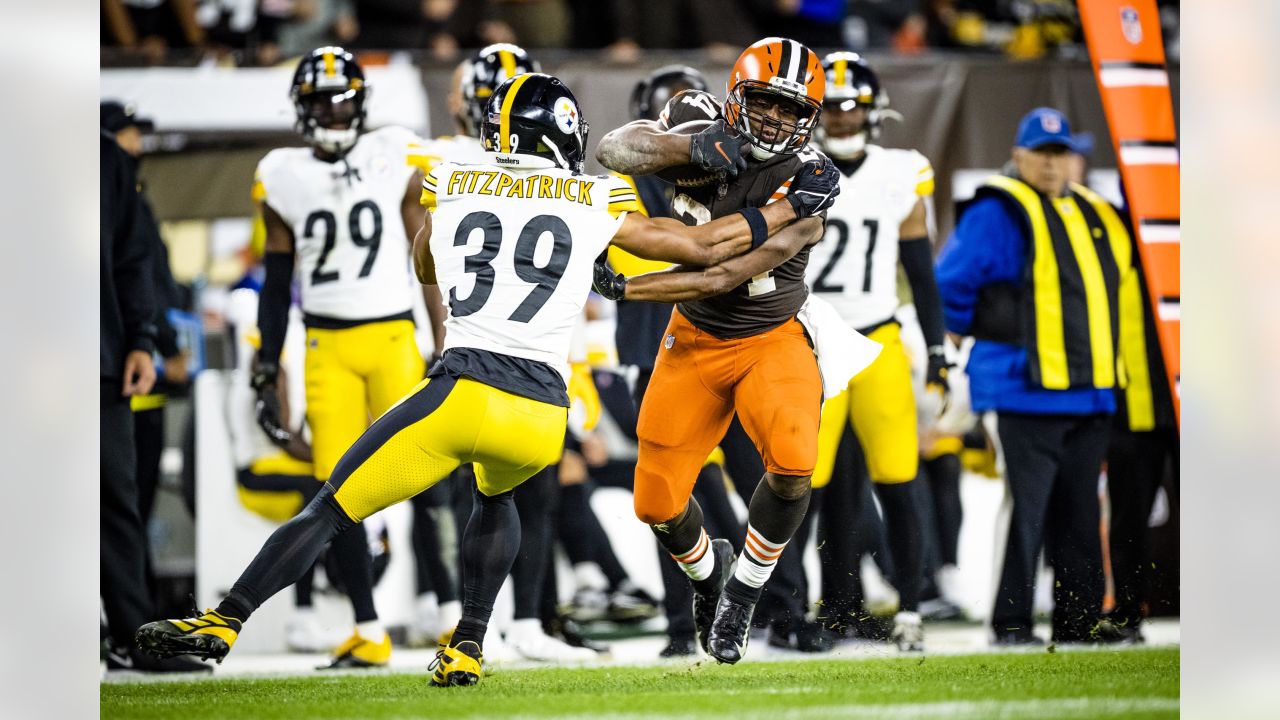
660,90,826,339
421,160,638,386
805,144,934,331
254,126,435,323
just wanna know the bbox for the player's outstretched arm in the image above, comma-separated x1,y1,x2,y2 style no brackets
596,120,692,175
610,200,798,267
621,217,825,303
597,119,748,178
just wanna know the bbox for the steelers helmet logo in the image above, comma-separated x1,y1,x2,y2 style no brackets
554,96,580,134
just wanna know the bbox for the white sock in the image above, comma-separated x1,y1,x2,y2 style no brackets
438,600,462,630
670,527,714,581
573,562,610,592
356,620,386,642
734,524,786,588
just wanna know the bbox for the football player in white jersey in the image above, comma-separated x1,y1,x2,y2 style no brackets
136,72,838,686
244,46,442,668
804,52,951,653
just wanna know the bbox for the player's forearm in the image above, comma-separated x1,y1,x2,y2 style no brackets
421,284,447,352
596,121,692,175
699,201,799,264
412,221,437,286
257,251,295,365
624,218,822,303
900,237,947,350
621,265,721,303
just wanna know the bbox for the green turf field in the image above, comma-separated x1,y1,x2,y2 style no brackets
101,646,1178,719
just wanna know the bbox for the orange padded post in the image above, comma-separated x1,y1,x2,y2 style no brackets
1079,0,1180,426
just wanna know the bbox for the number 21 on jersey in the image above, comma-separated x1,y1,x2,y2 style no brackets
812,217,880,294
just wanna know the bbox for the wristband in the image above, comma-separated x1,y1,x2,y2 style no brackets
737,207,769,250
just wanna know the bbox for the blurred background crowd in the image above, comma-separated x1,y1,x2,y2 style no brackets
102,0,1181,67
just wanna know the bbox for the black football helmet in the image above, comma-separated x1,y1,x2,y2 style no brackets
290,46,368,156
458,43,540,138
817,51,889,157
482,73,588,173
629,65,709,121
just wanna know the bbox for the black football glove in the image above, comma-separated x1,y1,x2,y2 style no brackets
786,156,841,219
689,119,749,179
592,252,627,301
251,360,292,447
925,346,952,415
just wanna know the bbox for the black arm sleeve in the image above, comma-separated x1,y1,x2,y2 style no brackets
256,251,295,367
115,165,158,356
900,236,946,351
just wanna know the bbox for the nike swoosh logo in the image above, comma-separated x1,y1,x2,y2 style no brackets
715,141,732,164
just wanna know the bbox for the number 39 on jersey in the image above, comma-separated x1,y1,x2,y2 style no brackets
422,161,637,377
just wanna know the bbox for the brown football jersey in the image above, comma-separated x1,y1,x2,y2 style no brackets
658,90,825,340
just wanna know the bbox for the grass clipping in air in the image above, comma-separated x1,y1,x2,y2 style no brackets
102,646,1178,719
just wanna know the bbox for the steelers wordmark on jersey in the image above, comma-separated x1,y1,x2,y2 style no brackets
805,145,934,331
255,126,430,323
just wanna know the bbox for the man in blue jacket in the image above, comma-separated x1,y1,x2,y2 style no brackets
936,108,1144,645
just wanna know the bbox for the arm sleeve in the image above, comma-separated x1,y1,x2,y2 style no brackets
256,251,294,366
900,237,946,350
114,155,158,355
934,198,1018,335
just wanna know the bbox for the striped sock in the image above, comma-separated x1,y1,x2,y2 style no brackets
670,527,714,582
734,524,787,589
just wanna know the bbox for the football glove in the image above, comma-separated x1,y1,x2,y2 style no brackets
689,119,749,179
786,156,841,219
592,253,627,301
924,346,952,416
568,362,602,433
251,361,292,447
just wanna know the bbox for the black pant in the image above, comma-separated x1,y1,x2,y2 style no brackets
1106,423,1178,628
101,382,154,647
993,412,1110,641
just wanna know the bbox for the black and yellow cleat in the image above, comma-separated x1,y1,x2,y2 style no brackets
320,631,392,670
135,610,241,664
429,641,483,687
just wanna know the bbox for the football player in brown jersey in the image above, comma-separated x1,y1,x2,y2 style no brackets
595,37,839,664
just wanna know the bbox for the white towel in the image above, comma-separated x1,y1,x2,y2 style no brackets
795,294,883,400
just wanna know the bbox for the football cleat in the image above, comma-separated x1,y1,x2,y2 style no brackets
319,630,391,669
429,640,483,687
692,538,735,654
892,611,925,652
707,592,756,664
135,610,242,664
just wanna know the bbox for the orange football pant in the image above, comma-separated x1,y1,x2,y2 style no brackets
634,309,822,525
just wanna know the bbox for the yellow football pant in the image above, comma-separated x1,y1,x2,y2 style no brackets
330,376,568,522
813,323,919,488
305,319,425,481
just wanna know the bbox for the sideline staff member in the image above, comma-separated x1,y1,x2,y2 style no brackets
936,107,1144,645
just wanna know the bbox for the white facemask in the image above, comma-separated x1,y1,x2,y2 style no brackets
820,131,868,159
312,126,358,155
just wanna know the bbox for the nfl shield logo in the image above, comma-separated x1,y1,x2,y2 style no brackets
1120,6,1143,45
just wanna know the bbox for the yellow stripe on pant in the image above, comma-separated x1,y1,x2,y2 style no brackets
812,323,919,488
304,319,425,481
331,376,567,523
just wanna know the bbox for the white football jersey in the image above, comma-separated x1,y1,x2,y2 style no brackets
255,126,435,321
414,134,489,171
422,159,637,381
805,145,934,330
